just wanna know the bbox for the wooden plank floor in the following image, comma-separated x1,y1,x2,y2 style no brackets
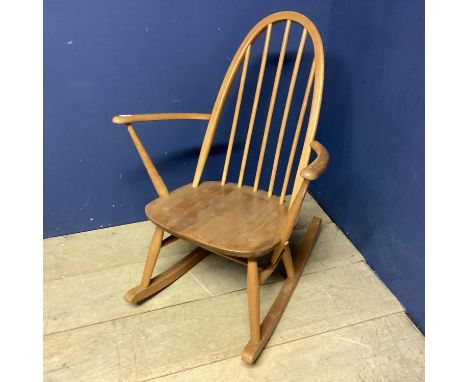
44,196,424,381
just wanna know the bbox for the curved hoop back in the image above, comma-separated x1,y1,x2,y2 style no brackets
193,11,325,204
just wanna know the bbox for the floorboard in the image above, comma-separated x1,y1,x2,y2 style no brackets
43,197,423,381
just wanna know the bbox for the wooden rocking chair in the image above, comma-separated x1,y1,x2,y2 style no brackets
112,11,329,364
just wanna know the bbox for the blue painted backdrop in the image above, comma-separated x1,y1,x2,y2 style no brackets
44,1,424,330
311,1,425,332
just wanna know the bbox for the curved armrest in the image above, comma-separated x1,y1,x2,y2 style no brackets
112,113,211,125
279,140,329,243
300,140,329,181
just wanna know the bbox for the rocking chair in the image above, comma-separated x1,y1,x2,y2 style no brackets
112,11,329,364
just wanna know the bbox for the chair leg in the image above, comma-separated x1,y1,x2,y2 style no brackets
124,226,209,304
247,258,261,344
282,245,295,279
241,217,322,364
140,227,165,288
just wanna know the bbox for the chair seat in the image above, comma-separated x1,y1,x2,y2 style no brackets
145,181,290,257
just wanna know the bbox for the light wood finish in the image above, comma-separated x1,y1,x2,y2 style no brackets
113,114,211,197
238,24,272,187
45,210,420,381
44,208,359,334
125,246,209,304
44,258,411,380
186,11,325,198
280,141,329,242
241,217,322,364
149,313,422,381
282,245,295,278
127,124,169,197
215,253,265,271
272,240,288,264
269,28,307,197
259,247,284,284
281,179,310,244
300,140,330,180
139,227,165,287
193,12,324,194
222,45,251,185
112,113,211,124
281,59,316,204
291,63,325,202
114,11,328,364
254,21,291,192
247,258,261,343
145,181,290,258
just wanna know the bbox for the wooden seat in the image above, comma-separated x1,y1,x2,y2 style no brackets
112,11,330,365
146,181,290,257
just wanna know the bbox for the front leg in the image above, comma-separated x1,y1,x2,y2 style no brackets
241,217,322,364
124,227,209,304
246,258,261,344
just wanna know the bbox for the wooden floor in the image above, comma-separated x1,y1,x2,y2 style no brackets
44,195,424,381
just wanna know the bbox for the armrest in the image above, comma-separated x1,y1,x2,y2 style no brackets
300,140,329,181
112,113,211,125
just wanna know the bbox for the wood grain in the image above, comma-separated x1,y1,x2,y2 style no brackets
194,11,325,189
300,140,330,180
238,24,272,187
222,45,251,185
152,313,424,382
145,181,290,257
255,20,291,192
44,262,405,380
43,215,364,335
268,27,307,197
280,59,316,204
113,11,328,365
242,217,321,363
125,247,209,304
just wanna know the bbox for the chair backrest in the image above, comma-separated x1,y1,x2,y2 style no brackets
192,11,324,205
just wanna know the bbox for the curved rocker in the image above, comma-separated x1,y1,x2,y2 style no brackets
113,11,329,364
242,217,321,363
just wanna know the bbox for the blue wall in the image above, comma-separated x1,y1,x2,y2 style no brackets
44,1,424,330
311,1,425,332
44,0,331,236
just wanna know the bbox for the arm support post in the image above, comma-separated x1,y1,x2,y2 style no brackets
127,124,169,197
113,112,211,197
281,140,329,242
